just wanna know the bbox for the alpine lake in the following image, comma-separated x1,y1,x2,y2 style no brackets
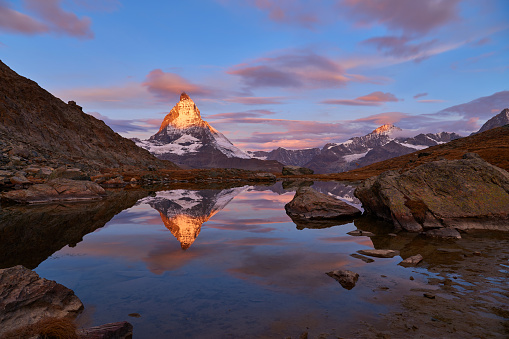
1,181,508,338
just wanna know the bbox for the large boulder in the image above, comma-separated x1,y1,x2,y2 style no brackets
354,155,509,232
0,265,83,334
282,165,314,175
1,178,107,204
285,187,362,220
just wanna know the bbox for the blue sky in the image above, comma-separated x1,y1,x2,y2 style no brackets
1,0,508,150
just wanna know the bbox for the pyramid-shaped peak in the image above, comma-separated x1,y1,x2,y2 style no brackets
180,92,192,101
371,124,402,135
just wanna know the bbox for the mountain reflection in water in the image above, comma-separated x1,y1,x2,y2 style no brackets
139,187,248,249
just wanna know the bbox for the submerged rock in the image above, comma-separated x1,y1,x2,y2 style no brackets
78,321,133,339
282,165,314,175
425,228,462,239
354,156,509,232
399,254,423,267
326,269,359,290
285,187,361,220
1,178,107,204
0,265,83,334
357,249,400,258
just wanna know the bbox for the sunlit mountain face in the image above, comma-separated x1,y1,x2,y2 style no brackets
139,187,248,249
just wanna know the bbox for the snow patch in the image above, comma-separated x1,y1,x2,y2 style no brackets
398,143,429,150
343,150,370,162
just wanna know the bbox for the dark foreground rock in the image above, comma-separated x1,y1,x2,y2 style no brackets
326,269,359,290
282,165,314,175
78,321,133,339
354,155,509,232
285,187,361,220
1,178,107,204
425,228,462,239
399,254,423,267
0,265,83,334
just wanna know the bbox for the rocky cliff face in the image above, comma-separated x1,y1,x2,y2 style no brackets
247,147,321,166
139,187,247,249
476,108,509,134
135,93,283,172
0,60,174,171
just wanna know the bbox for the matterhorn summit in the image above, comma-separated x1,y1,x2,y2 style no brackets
134,93,283,171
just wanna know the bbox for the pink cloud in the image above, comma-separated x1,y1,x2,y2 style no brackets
354,112,409,125
228,50,379,90
25,0,93,39
206,110,276,119
88,112,161,133
413,92,428,99
322,91,400,106
341,0,462,35
0,0,48,34
362,36,437,61
224,96,285,105
142,69,211,101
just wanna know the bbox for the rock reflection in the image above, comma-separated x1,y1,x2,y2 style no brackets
139,187,248,249
0,190,148,269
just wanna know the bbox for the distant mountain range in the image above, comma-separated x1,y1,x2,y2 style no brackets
135,92,508,174
249,124,462,173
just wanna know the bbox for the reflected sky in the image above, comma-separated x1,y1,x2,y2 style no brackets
34,184,430,338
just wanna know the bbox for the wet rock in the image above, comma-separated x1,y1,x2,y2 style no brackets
78,321,133,339
285,187,362,220
326,269,359,290
423,293,436,299
347,229,375,236
357,249,400,258
1,178,107,204
354,157,509,232
399,254,423,267
350,253,375,263
425,228,461,239
0,265,83,334
282,165,314,175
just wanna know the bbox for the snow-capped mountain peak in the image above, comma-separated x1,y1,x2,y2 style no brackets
134,92,252,162
370,124,402,135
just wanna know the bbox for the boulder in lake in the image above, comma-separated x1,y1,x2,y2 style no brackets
282,165,314,175
399,254,423,267
1,178,107,204
425,228,462,239
78,321,133,339
354,155,509,232
326,269,359,290
0,265,83,334
285,187,361,220
357,249,400,258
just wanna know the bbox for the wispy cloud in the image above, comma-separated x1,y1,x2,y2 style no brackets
88,112,161,133
227,50,385,90
361,36,438,62
417,99,446,103
321,91,400,106
224,96,285,105
142,69,212,102
341,0,462,35
0,0,93,39
413,92,428,99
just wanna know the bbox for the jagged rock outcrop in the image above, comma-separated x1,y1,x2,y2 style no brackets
0,265,83,334
476,108,509,134
354,154,509,232
285,187,361,221
1,178,107,204
0,60,176,171
135,93,283,172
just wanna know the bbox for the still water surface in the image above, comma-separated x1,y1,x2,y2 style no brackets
32,183,431,338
